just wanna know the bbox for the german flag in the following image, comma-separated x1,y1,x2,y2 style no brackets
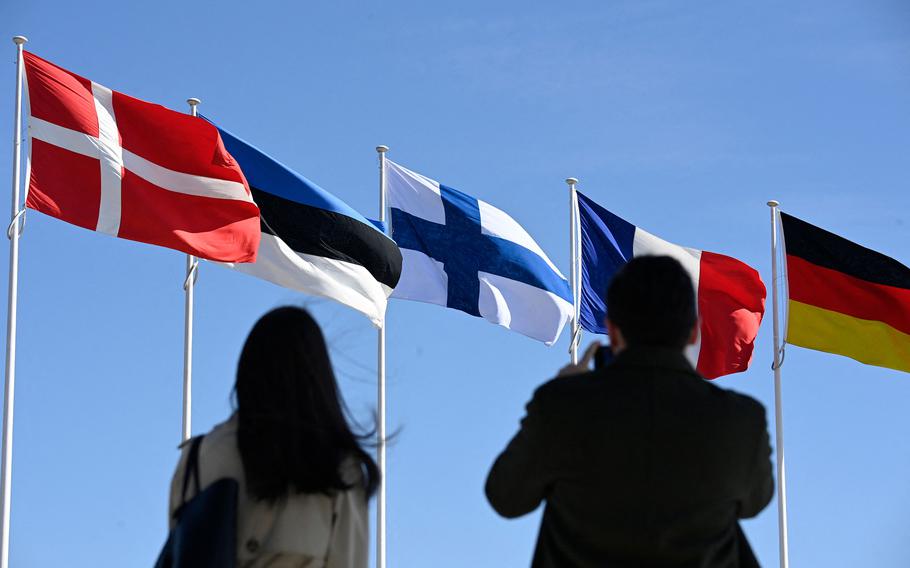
782,213,910,373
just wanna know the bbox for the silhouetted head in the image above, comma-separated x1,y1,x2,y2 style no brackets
235,306,378,502
606,256,698,351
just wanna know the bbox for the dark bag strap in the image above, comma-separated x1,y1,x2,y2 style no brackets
321,493,339,565
180,436,205,508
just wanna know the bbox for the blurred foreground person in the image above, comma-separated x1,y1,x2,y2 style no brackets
486,256,773,567
166,306,377,567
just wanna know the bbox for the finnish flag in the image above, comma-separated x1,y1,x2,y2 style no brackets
387,160,573,345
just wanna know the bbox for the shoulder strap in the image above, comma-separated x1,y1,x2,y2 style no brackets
322,493,339,565
180,436,204,506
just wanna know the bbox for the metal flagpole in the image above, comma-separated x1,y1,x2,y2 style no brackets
1,35,28,568
375,144,389,568
767,200,789,568
566,177,581,364
181,97,202,443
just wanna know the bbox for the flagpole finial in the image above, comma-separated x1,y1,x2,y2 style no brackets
767,200,780,208
187,97,201,108
12,36,27,45
376,145,389,154
566,177,578,186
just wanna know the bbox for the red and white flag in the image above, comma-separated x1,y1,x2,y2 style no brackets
23,51,260,262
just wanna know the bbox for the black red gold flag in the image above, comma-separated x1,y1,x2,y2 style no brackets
782,213,910,373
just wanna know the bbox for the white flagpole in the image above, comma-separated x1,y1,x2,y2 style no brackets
767,200,789,568
375,144,389,568
181,97,202,443
566,177,581,364
1,35,28,568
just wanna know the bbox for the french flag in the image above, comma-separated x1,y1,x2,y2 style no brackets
577,191,766,379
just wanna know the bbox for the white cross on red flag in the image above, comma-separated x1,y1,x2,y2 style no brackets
22,51,261,262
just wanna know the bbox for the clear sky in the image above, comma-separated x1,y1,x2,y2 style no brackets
1,1,909,566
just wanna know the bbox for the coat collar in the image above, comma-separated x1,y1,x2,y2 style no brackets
610,344,701,377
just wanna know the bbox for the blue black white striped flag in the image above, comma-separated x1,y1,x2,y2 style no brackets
205,118,402,325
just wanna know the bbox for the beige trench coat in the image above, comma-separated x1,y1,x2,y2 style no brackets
168,415,368,568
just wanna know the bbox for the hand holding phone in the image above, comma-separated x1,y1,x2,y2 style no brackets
557,343,603,377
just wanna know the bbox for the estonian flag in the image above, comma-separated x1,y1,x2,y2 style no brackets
781,213,910,373
206,118,402,325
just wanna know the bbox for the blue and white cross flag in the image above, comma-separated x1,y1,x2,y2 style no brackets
387,160,573,345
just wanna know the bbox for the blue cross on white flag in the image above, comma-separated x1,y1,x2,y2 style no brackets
387,160,573,345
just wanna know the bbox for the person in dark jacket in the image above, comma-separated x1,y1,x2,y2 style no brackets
486,255,773,568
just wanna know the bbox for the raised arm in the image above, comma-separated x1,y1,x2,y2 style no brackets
485,388,554,518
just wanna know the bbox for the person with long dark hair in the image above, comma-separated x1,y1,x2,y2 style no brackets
167,306,379,567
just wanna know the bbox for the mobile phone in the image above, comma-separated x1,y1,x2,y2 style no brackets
593,344,614,370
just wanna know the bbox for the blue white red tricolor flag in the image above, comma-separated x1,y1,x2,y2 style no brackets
577,191,766,379
387,160,573,345
23,51,260,262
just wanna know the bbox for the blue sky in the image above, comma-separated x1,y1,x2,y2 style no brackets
1,1,909,566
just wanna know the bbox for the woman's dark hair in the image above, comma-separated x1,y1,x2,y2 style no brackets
606,255,698,349
235,306,379,502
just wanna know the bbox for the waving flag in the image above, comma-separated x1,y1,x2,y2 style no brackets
210,119,402,325
782,213,910,373
577,191,765,378
23,51,259,262
387,160,572,345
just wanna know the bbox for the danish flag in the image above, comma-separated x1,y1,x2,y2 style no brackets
23,51,260,262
